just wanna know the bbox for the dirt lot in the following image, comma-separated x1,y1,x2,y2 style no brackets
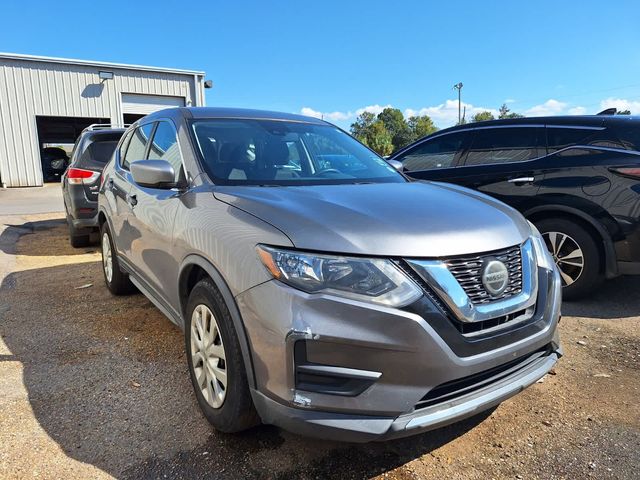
0,216,638,480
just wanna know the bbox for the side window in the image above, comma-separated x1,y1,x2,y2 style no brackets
122,123,155,170
396,131,468,171
547,126,624,152
465,127,541,166
148,121,184,181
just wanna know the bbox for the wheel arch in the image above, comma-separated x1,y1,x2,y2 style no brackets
178,254,257,389
524,204,618,278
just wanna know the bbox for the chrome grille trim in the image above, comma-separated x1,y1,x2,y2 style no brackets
406,240,538,324
445,245,523,305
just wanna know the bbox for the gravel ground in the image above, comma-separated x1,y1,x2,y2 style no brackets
0,216,638,480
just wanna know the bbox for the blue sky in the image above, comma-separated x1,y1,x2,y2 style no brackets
2,0,640,129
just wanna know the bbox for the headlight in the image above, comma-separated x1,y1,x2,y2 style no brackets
256,245,422,307
528,222,556,271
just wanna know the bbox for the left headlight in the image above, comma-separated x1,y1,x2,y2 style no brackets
528,222,556,271
256,245,423,308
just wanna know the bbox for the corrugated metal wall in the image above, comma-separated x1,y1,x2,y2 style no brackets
0,57,202,187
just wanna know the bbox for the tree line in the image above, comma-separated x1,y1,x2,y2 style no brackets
350,103,525,155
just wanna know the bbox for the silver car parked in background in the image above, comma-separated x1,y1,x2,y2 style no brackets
97,107,561,442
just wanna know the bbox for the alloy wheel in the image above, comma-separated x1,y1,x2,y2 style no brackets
102,232,113,283
190,304,227,408
542,231,584,286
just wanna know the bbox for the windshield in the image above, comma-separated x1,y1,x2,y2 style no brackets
191,119,405,185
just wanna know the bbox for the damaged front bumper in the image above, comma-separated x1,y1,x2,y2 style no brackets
236,269,561,442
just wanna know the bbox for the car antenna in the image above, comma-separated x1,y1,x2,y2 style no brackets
596,108,617,115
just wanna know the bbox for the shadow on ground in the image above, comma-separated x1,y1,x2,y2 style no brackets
0,218,99,257
562,275,640,319
0,255,488,479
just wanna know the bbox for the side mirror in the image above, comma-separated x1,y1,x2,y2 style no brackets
387,159,404,172
130,160,176,189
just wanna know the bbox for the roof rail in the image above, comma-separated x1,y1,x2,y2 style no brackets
81,123,130,134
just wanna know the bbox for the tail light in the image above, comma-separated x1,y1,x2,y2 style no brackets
610,167,640,179
67,167,101,185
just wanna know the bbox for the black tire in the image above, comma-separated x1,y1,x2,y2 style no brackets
185,278,259,433
534,217,603,300
68,221,90,248
100,222,135,295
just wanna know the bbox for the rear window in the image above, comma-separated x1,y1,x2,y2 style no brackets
607,124,640,151
77,132,123,170
546,126,626,152
465,127,542,165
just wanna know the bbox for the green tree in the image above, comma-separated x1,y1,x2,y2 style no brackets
616,109,631,115
366,121,394,156
498,103,524,119
350,112,394,156
378,107,412,151
408,115,438,139
471,111,495,122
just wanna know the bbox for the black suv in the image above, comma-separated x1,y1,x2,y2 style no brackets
390,115,640,299
62,125,126,247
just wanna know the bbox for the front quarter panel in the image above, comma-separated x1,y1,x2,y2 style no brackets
171,185,294,305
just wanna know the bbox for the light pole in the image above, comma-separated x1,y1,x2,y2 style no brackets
453,82,463,124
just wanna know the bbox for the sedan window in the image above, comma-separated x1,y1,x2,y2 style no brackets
465,127,541,166
148,121,184,182
395,131,468,171
122,123,155,170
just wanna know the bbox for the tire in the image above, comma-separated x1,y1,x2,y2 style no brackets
68,221,90,248
100,222,135,295
185,278,259,433
534,218,603,300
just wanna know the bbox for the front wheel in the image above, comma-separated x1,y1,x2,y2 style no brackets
535,218,603,300
185,278,259,433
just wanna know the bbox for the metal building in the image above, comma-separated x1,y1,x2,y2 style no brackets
0,53,206,187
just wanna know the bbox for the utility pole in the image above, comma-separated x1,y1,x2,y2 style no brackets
453,82,463,124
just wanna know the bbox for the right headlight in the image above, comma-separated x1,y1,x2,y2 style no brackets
528,221,556,271
256,245,423,308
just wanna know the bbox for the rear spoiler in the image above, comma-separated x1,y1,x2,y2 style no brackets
81,123,131,134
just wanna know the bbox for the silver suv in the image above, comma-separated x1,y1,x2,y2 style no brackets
98,107,562,442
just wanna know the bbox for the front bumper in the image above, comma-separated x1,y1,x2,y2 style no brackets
236,266,561,442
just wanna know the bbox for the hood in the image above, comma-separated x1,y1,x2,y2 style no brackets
214,182,531,258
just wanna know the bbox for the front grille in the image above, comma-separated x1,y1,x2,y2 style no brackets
445,244,523,304
414,346,551,411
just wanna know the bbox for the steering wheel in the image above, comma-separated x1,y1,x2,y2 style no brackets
315,168,341,176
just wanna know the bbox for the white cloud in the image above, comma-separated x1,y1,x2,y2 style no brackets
524,99,567,117
355,104,392,116
504,98,516,104
568,106,587,115
404,99,498,126
300,107,351,121
599,97,640,114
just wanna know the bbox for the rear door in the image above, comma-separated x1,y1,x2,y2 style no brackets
451,126,545,211
126,120,185,302
392,130,471,182
76,133,123,202
106,123,155,261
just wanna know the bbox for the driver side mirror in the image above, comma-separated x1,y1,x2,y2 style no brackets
130,160,177,189
387,159,404,172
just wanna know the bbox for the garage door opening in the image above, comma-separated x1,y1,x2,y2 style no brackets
121,93,185,125
36,115,109,183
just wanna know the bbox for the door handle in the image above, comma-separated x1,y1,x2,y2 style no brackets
508,176,535,184
126,193,138,207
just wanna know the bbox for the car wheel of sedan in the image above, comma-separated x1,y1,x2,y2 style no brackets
185,278,259,433
535,218,602,300
100,223,135,295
